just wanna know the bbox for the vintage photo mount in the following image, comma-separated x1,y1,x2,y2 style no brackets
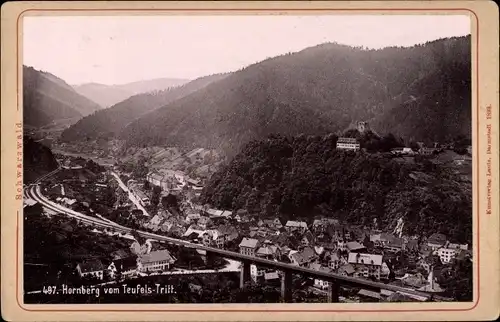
1,1,499,321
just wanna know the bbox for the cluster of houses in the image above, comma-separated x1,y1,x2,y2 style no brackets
43,171,117,213
55,150,471,300
146,170,203,197
72,191,472,301
139,205,239,248
75,246,177,282
229,217,472,297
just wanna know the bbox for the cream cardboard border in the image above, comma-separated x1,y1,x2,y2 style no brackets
1,1,499,321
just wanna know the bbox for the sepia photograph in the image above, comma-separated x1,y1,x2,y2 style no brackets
20,13,475,306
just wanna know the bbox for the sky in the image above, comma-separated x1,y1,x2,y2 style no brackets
23,15,471,85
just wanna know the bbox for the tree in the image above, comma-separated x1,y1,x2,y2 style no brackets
151,186,161,206
379,133,404,152
409,141,420,151
161,194,179,210
438,257,472,301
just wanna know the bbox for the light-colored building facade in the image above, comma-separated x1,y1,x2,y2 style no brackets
348,253,383,280
285,220,308,233
438,248,459,264
239,238,260,257
146,172,164,187
336,137,360,151
138,250,176,272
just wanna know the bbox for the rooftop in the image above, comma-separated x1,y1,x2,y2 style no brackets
291,247,317,265
358,289,382,300
285,220,308,228
78,259,105,273
139,250,175,264
337,137,359,143
338,264,355,275
428,233,447,245
346,241,366,251
256,245,279,257
264,272,280,280
111,249,131,260
207,209,224,217
239,237,260,249
348,253,383,266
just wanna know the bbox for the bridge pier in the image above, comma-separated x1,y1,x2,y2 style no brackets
281,270,293,302
240,261,251,288
206,251,216,267
327,282,340,303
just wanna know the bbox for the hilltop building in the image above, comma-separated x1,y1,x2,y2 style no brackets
336,137,360,151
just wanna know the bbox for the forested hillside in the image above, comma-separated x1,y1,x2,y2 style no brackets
23,136,59,183
371,36,471,143
60,73,229,142
23,66,101,127
121,36,471,156
201,134,472,244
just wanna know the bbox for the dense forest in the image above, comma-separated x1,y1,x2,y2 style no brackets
23,136,59,183
200,133,472,244
60,73,229,142
23,66,101,127
121,36,471,157
371,37,471,143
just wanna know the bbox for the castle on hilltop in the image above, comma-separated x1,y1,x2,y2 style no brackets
357,121,370,134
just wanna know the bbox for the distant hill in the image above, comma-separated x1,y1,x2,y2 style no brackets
60,73,229,142
23,136,59,183
120,36,471,157
23,66,101,128
201,133,472,244
73,77,190,108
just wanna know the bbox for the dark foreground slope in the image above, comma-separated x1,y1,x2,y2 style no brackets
61,73,229,142
23,136,59,183
23,66,101,128
121,36,471,156
201,134,472,244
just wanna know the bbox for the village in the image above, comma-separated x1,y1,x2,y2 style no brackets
28,123,473,303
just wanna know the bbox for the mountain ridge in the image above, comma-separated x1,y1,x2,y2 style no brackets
120,35,471,156
60,73,230,142
73,77,190,108
23,66,102,128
